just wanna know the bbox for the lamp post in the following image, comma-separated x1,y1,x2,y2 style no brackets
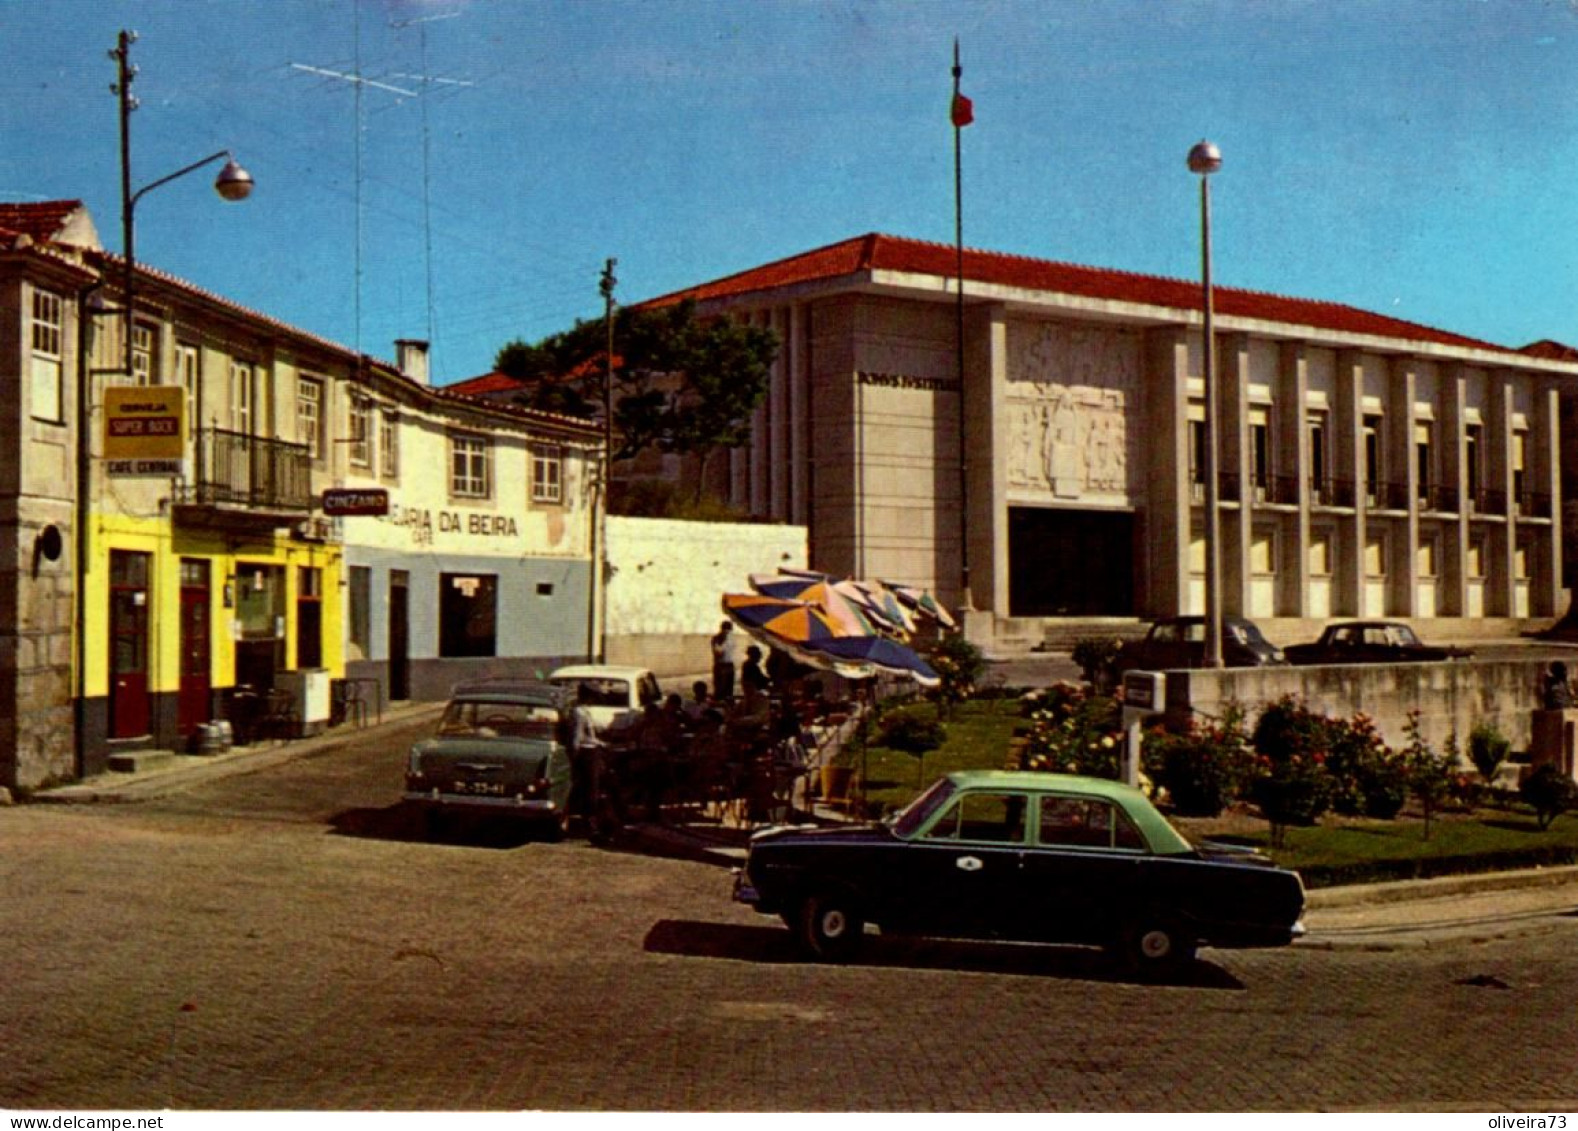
113,29,253,381
1187,139,1224,669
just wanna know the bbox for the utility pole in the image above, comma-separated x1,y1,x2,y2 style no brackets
595,258,617,663
601,258,617,465
113,30,137,381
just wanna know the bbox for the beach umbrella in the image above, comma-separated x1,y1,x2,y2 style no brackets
801,635,941,688
746,574,874,637
722,593,845,650
723,593,877,680
847,579,917,636
885,581,957,630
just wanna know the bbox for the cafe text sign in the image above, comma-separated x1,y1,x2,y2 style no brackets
103,386,185,476
385,503,520,545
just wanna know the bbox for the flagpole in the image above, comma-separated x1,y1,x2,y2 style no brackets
952,37,972,611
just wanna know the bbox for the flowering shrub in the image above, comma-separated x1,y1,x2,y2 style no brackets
1400,710,1458,840
929,633,985,719
1322,711,1406,819
1142,704,1257,817
1020,683,1123,779
1354,742,1409,820
1521,763,1578,830
1070,636,1124,691
1250,696,1335,844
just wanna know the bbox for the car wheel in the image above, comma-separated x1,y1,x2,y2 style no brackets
1120,915,1197,979
421,807,451,841
794,890,865,962
542,806,569,843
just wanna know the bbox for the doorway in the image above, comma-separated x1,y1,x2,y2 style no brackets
178,558,211,739
1008,508,1136,616
109,550,152,739
388,570,410,700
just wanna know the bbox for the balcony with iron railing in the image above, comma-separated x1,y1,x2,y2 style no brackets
1257,474,1302,506
1471,488,1508,517
1366,480,1411,512
1517,491,1552,519
1418,485,1460,514
1309,477,1357,509
174,427,312,522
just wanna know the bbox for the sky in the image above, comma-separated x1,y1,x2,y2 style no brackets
6,0,1578,385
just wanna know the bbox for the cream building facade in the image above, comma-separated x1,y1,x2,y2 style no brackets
653,233,1578,646
0,200,600,792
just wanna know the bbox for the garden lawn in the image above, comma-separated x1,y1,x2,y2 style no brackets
1177,807,1578,887
848,697,1578,888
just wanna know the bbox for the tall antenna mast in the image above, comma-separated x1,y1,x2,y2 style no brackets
390,7,473,352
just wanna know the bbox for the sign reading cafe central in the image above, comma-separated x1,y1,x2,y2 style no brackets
385,503,519,544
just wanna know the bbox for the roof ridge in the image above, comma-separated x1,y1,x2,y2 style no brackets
668,230,1508,355
872,230,1486,334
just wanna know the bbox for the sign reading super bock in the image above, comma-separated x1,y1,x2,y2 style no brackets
103,385,185,476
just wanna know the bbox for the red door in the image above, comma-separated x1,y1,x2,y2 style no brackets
178,558,212,737
109,550,151,739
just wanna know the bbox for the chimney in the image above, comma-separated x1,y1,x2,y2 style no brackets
395,339,430,386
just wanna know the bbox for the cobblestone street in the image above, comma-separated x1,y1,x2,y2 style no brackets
4,728,1578,1111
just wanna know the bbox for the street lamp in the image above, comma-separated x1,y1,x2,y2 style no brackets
1187,139,1224,669
113,29,253,381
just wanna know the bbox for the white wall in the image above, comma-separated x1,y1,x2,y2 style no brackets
605,516,807,675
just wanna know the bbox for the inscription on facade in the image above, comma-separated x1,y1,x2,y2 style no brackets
384,504,519,545
857,371,959,392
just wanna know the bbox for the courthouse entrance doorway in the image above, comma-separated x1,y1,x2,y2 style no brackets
1008,507,1136,617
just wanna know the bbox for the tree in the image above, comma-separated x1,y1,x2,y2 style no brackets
494,300,778,496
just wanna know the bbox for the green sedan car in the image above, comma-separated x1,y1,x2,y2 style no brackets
404,680,574,839
734,770,1306,976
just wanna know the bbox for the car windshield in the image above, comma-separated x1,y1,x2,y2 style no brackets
1230,621,1268,645
1389,625,1422,647
887,777,958,837
437,700,559,740
555,678,630,709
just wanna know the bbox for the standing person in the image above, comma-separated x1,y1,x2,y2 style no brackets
1543,661,1574,710
741,645,770,695
568,685,603,819
711,620,737,701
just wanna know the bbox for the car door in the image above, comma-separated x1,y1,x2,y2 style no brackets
894,789,1030,938
1358,625,1392,663
1144,622,1189,669
1016,794,1147,946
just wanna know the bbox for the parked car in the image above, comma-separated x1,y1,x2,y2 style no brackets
1114,615,1286,671
547,664,662,738
404,680,573,838
1284,620,1473,665
734,770,1306,976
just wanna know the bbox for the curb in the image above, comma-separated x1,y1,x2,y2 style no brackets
1304,864,1578,909
35,702,444,805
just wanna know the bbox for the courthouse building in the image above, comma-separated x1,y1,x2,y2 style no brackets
0,200,601,792
650,233,1578,646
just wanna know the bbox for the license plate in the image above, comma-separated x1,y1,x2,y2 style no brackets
454,779,507,797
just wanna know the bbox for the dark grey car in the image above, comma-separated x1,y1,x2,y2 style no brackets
1115,615,1286,672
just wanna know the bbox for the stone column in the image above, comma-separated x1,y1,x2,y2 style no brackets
1278,343,1311,616
1335,350,1366,616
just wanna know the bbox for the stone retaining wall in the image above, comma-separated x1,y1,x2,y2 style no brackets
1163,659,1551,756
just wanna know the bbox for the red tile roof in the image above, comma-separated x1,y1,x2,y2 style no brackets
1520,339,1578,361
0,200,83,244
646,232,1511,355
443,371,529,397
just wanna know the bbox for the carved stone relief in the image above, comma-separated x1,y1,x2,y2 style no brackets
1005,321,1138,500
